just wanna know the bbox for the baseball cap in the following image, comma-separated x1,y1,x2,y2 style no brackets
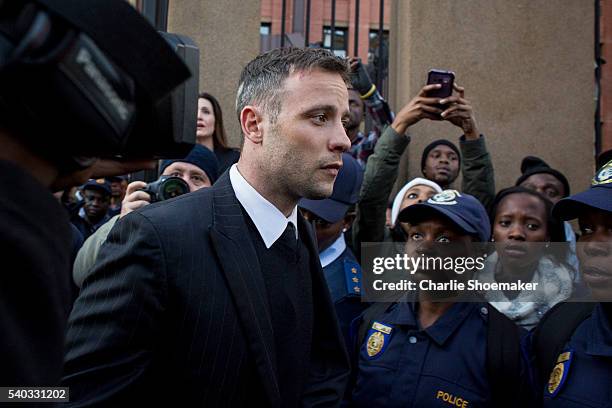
398,189,491,242
299,153,364,223
82,178,112,195
553,157,612,220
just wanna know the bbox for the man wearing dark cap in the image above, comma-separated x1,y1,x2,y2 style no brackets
349,190,531,408
353,80,496,248
420,139,462,189
530,155,612,407
299,153,365,344
72,144,219,288
70,179,112,240
516,156,571,205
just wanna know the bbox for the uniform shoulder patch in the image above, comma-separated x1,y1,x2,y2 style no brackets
344,259,362,296
547,349,573,397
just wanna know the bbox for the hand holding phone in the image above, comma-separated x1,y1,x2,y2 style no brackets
426,69,455,112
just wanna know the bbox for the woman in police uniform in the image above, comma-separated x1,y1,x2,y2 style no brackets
532,157,612,407
348,190,532,408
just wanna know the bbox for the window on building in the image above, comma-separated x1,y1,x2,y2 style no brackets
323,26,348,57
260,23,271,36
260,22,272,52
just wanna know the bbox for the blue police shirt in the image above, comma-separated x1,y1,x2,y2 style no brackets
351,301,492,407
542,303,612,407
322,242,367,349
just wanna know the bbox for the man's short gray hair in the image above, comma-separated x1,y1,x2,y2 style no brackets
235,47,350,125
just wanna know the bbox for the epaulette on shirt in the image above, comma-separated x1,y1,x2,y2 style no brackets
344,259,362,296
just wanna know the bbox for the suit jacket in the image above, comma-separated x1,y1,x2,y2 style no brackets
63,172,350,407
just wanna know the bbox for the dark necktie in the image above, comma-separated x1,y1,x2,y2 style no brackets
279,222,297,254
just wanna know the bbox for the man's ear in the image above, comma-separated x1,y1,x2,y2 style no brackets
240,105,263,144
343,212,356,230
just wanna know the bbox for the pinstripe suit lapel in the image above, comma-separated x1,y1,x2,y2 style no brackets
209,173,281,407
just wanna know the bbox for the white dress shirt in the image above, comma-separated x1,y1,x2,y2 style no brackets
319,234,346,268
229,164,298,248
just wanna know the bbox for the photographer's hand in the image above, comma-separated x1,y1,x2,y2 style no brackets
120,181,151,218
440,83,479,140
391,84,444,135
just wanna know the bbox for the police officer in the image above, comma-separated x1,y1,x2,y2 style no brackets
348,190,532,408
531,156,612,407
70,179,112,241
299,152,366,345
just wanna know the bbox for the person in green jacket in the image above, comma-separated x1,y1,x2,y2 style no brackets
353,81,496,249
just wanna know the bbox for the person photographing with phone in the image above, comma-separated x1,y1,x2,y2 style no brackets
354,68,496,248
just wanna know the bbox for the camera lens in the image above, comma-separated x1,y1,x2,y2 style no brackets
160,178,189,200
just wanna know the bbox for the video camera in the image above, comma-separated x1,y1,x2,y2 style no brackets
0,0,199,171
140,175,190,203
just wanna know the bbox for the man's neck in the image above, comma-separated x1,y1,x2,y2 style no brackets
0,132,58,188
236,161,297,217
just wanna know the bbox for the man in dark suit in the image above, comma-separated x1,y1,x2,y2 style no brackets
63,47,353,407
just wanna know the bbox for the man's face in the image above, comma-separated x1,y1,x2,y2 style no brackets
162,162,211,192
423,145,460,187
576,208,612,300
493,193,549,268
347,89,364,138
82,189,110,221
520,173,565,204
262,69,351,201
301,208,346,252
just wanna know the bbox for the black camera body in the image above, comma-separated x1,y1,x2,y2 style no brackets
0,0,199,169
141,176,190,203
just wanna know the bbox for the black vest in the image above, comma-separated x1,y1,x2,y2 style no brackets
243,211,314,407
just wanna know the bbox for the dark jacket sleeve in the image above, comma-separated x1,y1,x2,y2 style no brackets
62,212,168,407
353,126,410,246
460,134,496,212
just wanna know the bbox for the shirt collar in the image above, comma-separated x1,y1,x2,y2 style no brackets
229,164,298,248
585,303,612,357
390,300,477,346
319,234,346,268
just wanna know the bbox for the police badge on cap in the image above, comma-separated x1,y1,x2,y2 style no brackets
592,160,612,186
428,190,461,205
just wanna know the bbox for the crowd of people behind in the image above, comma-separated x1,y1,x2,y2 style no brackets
1,3,610,406
53,51,612,408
